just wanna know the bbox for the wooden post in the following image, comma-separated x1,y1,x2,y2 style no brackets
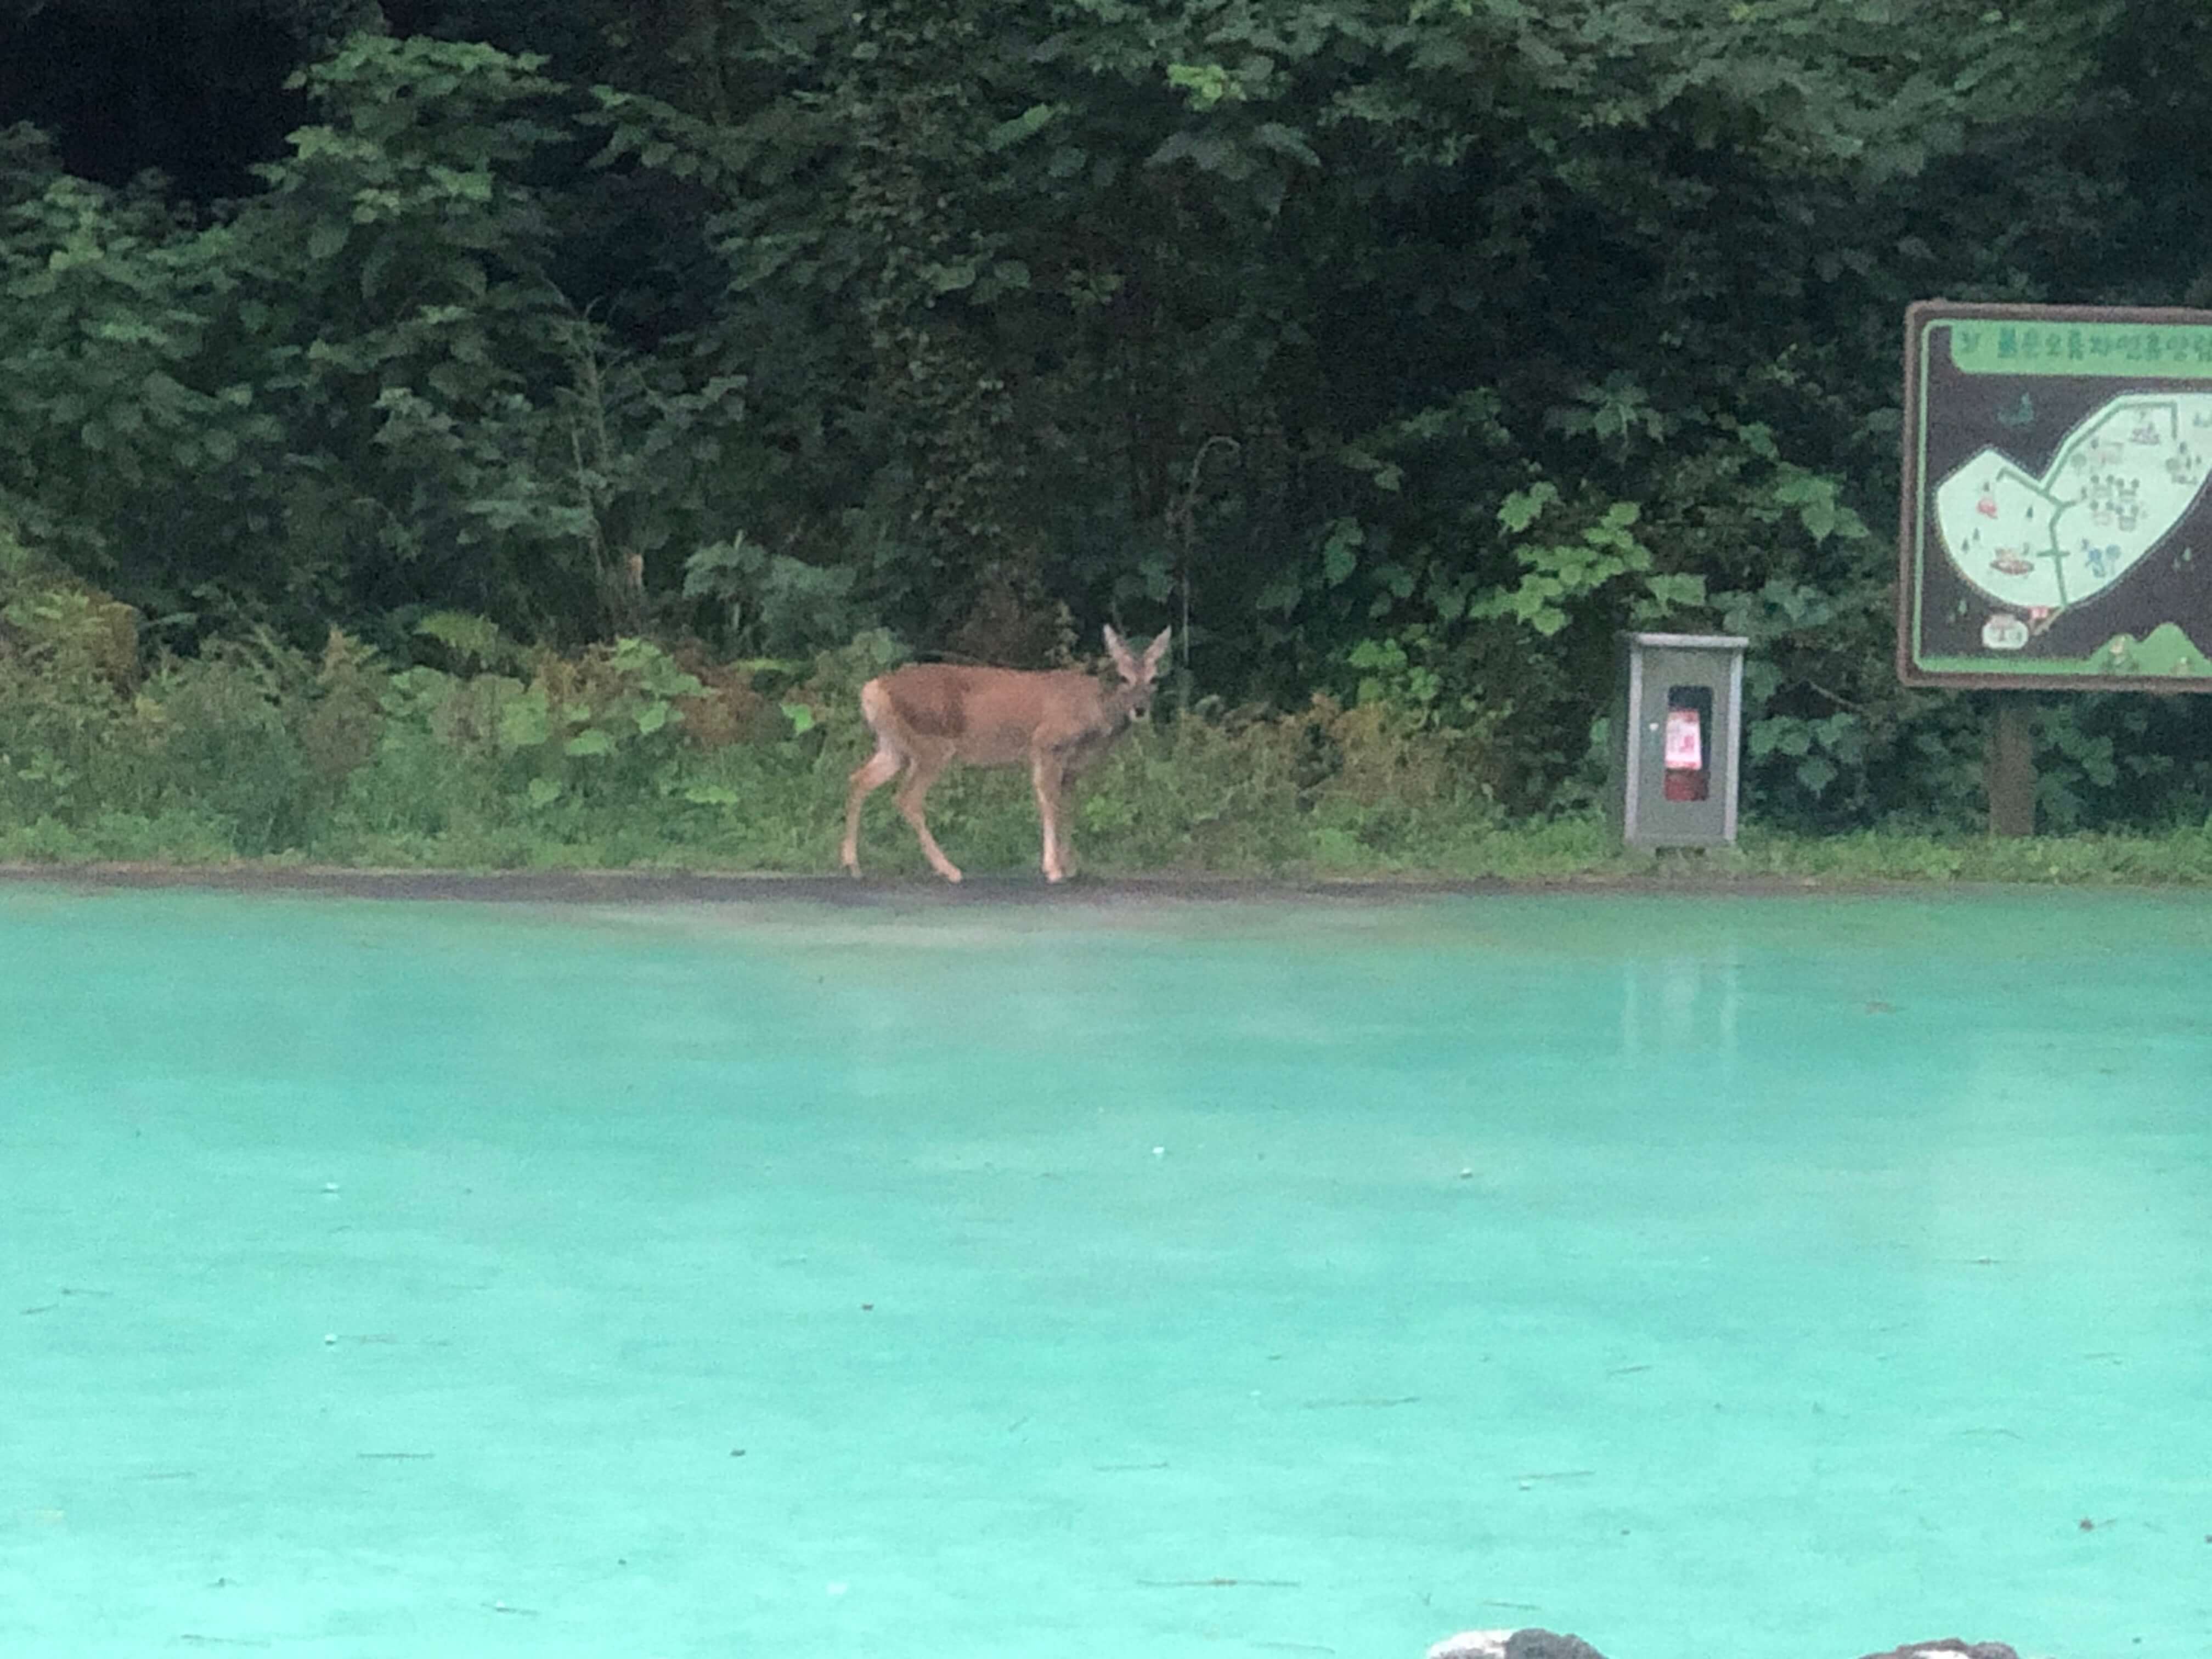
1985,695,2036,837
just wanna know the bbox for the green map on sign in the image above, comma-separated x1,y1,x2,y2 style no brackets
1933,393,2212,612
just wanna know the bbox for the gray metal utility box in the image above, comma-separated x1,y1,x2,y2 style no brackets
1607,633,1750,849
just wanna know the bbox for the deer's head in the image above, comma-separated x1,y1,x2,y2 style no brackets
1103,625,1173,722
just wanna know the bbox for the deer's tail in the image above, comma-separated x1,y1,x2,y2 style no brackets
858,676,902,752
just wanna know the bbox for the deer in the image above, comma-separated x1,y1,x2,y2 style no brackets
840,625,1172,884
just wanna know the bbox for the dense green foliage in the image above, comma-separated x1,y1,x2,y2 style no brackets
4,0,2211,850
5,519,2211,882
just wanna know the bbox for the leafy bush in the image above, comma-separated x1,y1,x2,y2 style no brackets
0,552,2207,881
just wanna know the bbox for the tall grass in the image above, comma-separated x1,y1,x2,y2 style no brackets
3,565,2211,883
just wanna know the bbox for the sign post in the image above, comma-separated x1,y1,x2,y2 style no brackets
1899,302,2212,833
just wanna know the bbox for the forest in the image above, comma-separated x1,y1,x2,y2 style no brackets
2,0,2210,870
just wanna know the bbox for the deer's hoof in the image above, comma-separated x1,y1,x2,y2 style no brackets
941,867,964,884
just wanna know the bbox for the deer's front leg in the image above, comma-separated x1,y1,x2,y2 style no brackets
1030,752,1070,882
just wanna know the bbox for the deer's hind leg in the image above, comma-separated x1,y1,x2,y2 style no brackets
894,745,963,883
842,743,906,874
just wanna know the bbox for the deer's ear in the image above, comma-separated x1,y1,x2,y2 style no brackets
1142,628,1172,672
1103,624,1137,678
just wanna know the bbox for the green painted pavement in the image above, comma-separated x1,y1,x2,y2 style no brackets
3,887,2209,1658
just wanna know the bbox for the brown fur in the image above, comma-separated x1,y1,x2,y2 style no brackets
840,627,1171,883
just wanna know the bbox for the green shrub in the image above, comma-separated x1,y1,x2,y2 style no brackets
0,584,2208,884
